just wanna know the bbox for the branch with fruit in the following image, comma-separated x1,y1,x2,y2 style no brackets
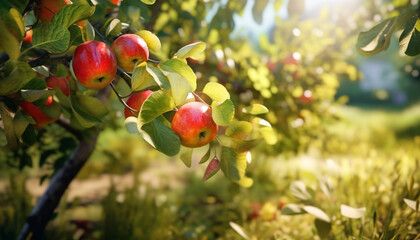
0,0,279,238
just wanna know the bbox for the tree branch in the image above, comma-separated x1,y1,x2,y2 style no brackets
17,131,100,240
17,88,111,240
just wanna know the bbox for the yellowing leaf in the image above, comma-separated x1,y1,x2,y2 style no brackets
242,104,269,115
175,42,206,60
203,82,230,102
211,99,235,126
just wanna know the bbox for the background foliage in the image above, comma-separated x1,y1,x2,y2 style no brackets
0,0,420,239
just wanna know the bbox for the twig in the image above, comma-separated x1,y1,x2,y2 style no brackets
17,88,111,240
192,92,209,105
56,117,83,140
28,55,72,67
148,58,161,64
17,131,100,240
110,82,138,116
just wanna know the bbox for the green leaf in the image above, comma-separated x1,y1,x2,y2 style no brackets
139,90,175,124
0,61,36,96
211,99,234,126
290,181,312,201
51,4,95,28
340,205,366,219
226,121,253,139
146,64,170,89
21,89,54,102
242,104,269,115
315,219,331,239
124,116,142,136
220,146,247,181
303,206,330,222
0,102,17,149
9,8,24,38
203,157,221,181
1,0,30,13
203,82,230,102
399,16,420,56
105,18,122,37
166,72,193,106
356,17,397,56
236,176,253,188
140,0,156,4
141,118,181,156
229,222,249,240
70,95,109,128
13,110,31,141
32,23,70,53
175,42,206,60
0,8,23,60
21,124,36,145
282,204,304,215
159,58,196,91
39,101,61,118
199,145,211,164
230,138,262,152
180,147,193,167
131,62,158,91
260,126,277,145
81,20,95,42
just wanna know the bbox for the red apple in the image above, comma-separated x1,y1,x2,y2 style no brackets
110,0,121,5
45,95,54,106
124,90,153,118
72,41,117,89
111,34,149,72
46,75,70,96
35,0,72,22
171,102,218,148
23,30,33,44
20,100,58,128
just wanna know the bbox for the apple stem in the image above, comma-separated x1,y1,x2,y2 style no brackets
92,25,133,88
109,82,139,116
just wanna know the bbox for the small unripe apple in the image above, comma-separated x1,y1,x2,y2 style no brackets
46,75,70,96
111,34,149,72
23,30,33,44
19,100,58,128
171,102,218,148
35,0,72,22
124,90,153,118
72,41,117,89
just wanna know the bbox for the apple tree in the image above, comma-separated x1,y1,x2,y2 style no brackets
0,0,275,238
137,0,373,154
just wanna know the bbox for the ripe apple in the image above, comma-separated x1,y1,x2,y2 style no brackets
35,0,72,22
23,30,33,44
72,40,117,89
124,90,153,118
171,102,218,148
46,75,70,96
111,34,149,72
20,100,58,128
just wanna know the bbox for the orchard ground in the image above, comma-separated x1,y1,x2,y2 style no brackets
1,103,419,239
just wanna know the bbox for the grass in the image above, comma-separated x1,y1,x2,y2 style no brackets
1,103,420,239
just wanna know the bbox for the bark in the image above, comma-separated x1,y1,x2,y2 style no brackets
17,88,111,240
17,131,100,240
